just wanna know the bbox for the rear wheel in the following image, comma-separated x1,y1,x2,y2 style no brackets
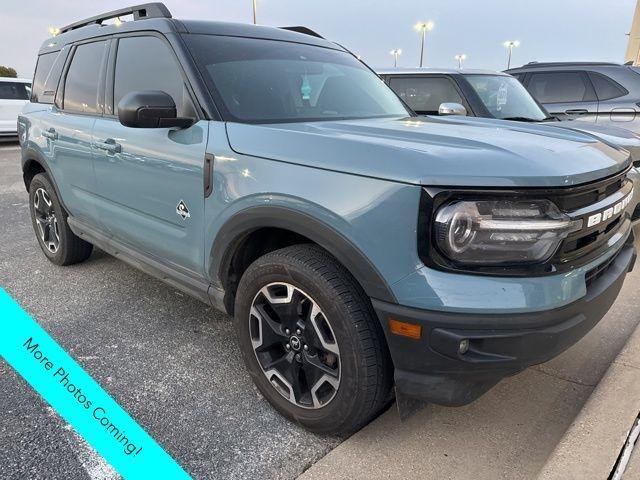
234,244,393,434
28,173,93,266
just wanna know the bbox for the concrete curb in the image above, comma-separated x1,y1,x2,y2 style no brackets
537,325,640,480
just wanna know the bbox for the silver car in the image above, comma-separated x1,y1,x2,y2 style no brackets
506,62,640,133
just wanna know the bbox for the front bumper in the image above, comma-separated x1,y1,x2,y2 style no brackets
373,237,637,406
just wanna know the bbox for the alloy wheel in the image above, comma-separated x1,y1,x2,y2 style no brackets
249,282,341,409
33,187,60,254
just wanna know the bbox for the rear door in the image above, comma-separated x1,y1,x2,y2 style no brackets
0,80,30,134
91,34,208,276
48,39,109,225
526,71,598,122
588,71,637,126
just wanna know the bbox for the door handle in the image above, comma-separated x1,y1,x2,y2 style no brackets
42,128,58,140
565,109,589,115
94,139,122,154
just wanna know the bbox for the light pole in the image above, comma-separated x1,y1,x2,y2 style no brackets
252,0,257,24
390,49,403,68
503,40,520,69
454,54,467,69
414,21,434,67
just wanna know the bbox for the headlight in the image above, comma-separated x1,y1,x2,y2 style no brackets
434,199,583,265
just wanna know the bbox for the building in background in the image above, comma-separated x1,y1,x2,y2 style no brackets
626,0,640,65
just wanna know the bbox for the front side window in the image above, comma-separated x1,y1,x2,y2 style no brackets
464,74,547,121
527,72,589,103
388,76,464,114
113,36,192,116
63,41,108,114
185,35,409,123
0,82,30,100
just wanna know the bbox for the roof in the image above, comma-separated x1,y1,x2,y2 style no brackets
0,77,31,83
375,67,510,76
39,3,338,55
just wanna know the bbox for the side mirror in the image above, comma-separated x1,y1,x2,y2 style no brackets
117,90,194,129
438,102,467,116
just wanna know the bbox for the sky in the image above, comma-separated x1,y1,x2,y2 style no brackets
2,0,637,78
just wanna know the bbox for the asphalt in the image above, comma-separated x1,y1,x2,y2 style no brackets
0,143,340,479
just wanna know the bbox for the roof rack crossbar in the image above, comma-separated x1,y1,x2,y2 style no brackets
59,2,172,34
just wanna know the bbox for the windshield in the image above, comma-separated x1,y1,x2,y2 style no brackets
463,74,548,121
185,34,410,123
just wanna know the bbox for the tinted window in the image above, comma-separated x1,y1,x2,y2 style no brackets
589,72,627,100
186,35,409,123
388,76,463,114
31,52,57,103
63,41,107,113
464,74,547,121
0,82,30,100
114,36,191,116
527,72,589,103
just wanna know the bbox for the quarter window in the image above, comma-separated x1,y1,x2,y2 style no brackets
63,41,108,114
388,76,464,114
113,36,192,116
527,72,589,103
31,52,57,103
589,72,627,101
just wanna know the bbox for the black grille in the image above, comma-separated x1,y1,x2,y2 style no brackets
552,171,633,269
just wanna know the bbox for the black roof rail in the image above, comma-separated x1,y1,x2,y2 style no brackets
279,26,325,39
59,3,172,34
514,61,620,69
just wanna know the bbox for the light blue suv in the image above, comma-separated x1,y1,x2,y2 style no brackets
19,3,638,434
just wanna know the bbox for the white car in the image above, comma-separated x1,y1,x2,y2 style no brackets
0,77,31,140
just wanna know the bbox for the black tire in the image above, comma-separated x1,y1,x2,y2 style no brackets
28,173,93,266
234,244,393,434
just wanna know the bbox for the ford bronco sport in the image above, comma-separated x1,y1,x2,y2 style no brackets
19,3,637,434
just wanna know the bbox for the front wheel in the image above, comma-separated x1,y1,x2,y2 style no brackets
234,244,393,434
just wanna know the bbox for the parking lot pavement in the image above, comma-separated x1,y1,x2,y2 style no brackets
0,143,340,479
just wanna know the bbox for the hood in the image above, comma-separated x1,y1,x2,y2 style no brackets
547,121,640,162
226,116,631,187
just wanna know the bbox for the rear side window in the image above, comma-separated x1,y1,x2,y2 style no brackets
527,72,590,103
0,82,30,100
113,36,192,116
31,52,57,103
588,72,627,101
63,41,108,114
388,76,464,114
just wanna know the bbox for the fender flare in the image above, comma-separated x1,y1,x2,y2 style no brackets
210,205,397,304
21,146,69,212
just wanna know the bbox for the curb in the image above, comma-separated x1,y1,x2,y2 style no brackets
537,324,640,480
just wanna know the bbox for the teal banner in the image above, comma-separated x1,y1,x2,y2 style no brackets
0,288,191,479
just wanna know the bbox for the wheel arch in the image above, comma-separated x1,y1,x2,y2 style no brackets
210,205,397,314
21,147,68,211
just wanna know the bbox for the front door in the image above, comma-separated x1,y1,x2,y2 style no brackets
526,71,598,122
91,34,208,276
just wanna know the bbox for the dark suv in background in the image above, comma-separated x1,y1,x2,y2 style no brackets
506,62,640,132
